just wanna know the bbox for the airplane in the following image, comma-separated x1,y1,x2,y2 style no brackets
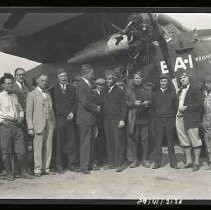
1,11,211,88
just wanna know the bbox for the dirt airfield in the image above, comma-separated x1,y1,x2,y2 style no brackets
0,146,211,202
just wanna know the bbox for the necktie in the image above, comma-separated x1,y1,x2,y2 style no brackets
61,84,66,94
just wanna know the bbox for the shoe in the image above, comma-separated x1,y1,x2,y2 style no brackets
20,172,34,179
75,167,80,173
14,174,20,179
80,169,91,174
116,165,125,172
171,165,180,169
68,165,77,172
205,165,211,170
192,164,200,172
101,164,115,170
142,160,150,168
6,174,14,181
129,161,138,168
92,164,100,171
0,176,6,180
34,173,42,177
57,169,65,174
184,163,193,169
0,171,6,177
150,162,161,169
44,171,56,175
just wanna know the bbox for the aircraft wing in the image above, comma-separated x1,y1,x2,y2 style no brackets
0,12,130,63
1,12,211,64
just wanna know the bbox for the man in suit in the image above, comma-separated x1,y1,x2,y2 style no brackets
0,73,33,181
75,64,100,174
26,74,56,176
103,71,127,172
12,68,34,175
176,71,203,171
93,78,107,168
50,69,77,173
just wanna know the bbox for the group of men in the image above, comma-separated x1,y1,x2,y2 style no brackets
0,63,211,181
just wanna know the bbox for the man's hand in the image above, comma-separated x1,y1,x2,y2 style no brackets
97,105,101,112
67,112,74,120
1,120,10,126
178,106,187,112
134,100,141,107
118,120,125,128
28,129,34,136
17,117,24,125
142,101,150,107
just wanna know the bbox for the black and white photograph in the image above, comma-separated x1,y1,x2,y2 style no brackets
0,8,211,205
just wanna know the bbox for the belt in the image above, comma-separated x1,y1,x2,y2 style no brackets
1,119,17,125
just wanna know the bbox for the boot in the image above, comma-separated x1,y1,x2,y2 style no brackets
18,155,34,179
142,140,150,168
2,155,14,181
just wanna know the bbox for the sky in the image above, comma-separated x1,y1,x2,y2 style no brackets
0,52,41,77
166,13,211,30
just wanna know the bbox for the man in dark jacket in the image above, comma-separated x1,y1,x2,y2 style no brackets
12,68,34,175
93,78,107,168
126,71,152,168
176,71,203,171
103,71,127,172
149,74,179,169
50,68,77,173
75,64,100,174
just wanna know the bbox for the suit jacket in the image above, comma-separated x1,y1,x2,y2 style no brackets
12,81,32,111
103,85,127,121
50,83,77,118
75,78,99,126
26,88,55,134
178,83,203,129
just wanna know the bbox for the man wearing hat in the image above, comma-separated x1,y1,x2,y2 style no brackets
202,75,211,170
102,71,127,172
49,68,77,173
93,78,107,168
149,73,179,169
176,71,203,171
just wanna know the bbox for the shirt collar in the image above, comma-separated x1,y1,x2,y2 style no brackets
59,83,67,88
205,90,211,96
2,90,12,95
16,81,23,89
82,77,91,87
37,86,47,94
160,88,167,92
109,85,115,91
182,84,190,90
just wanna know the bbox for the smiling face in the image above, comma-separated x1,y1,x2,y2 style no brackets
2,78,14,93
133,74,142,86
57,72,68,84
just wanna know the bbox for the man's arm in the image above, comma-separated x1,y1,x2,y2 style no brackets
119,88,127,121
26,92,34,131
186,87,203,112
76,85,100,113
